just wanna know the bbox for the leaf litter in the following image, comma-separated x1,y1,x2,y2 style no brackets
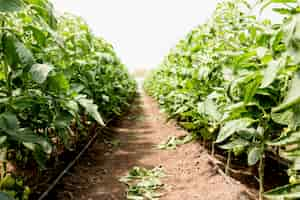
119,166,166,200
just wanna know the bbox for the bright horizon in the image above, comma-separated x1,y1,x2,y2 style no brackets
51,0,224,71
50,0,279,72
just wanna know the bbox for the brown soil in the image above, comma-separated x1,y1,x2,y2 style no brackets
50,93,257,200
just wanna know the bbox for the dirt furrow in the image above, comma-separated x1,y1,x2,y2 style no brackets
51,92,253,200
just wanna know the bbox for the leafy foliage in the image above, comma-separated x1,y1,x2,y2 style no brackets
119,166,165,200
156,133,198,150
144,0,300,199
0,0,22,13
0,0,136,198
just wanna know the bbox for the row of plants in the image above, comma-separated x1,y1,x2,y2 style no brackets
0,0,136,199
144,0,300,199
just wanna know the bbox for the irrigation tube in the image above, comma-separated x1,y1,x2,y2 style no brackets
38,118,114,200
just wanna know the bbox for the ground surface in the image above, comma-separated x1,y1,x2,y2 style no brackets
52,92,255,200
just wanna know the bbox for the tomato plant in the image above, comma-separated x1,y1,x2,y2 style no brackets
145,0,300,199
0,0,136,199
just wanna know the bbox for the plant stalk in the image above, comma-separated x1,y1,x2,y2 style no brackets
259,152,265,200
0,15,12,97
225,151,232,175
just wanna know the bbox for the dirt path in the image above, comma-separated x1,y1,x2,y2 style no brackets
52,92,254,200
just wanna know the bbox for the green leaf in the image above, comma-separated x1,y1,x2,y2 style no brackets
271,0,297,3
248,146,262,166
264,184,300,199
30,64,53,84
219,138,250,150
0,0,22,13
0,192,15,200
260,58,285,88
3,34,19,68
271,105,300,129
292,158,300,170
273,8,295,15
256,47,269,59
198,98,222,121
216,118,255,143
3,34,34,68
156,134,196,150
8,129,52,154
15,38,35,66
120,166,165,200
222,102,247,121
237,128,262,140
157,136,178,150
267,131,300,146
283,15,300,64
54,112,73,129
24,25,47,46
27,0,57,29
179,122,197,130
47,73,69,92
65,100,79,116
273,71,300,112
260,0,297,13
244,74,262,103
271,109,294,125
0,136,7,146
282,148,300,159
77,96,105,126
0,112,19,131
32,144,48,169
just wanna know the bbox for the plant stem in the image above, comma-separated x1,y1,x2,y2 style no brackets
225,150,232,175
259,152,265,200
211,142,215,156
0,15,11,97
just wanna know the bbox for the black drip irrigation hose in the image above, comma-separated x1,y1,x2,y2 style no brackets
38,118,114,200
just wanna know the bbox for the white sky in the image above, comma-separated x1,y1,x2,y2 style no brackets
50,0,280,71
50,0,223,71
